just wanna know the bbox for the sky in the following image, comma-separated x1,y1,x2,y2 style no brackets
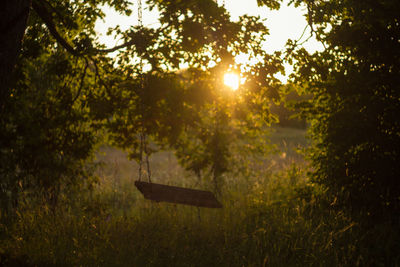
95,0,323,82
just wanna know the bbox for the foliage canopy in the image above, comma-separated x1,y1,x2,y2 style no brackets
0,0,284,208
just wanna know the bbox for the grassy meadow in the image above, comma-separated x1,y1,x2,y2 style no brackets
1,127,398,266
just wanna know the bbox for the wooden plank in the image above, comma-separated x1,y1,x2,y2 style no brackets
134,181,222,208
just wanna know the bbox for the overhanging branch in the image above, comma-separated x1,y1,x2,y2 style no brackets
94,41,135,53
32,0,137,56
32,1,80,56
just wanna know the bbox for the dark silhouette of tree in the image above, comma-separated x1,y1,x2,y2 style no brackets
0,0,30,106
285,0,400,224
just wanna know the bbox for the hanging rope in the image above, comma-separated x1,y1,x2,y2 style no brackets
133,0,223,209
137,0,151,183
138,131,144,181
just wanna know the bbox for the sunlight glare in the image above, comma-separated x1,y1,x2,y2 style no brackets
224,73,239,91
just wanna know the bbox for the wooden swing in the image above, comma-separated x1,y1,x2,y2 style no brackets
133,0,222,209
134,131,222,208
135,181,222,208
133,131,222,208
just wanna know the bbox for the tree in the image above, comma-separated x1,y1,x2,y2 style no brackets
285,0,400,223
1,0,148,213
106,1,284,192
0,1,30,104
1,0,284,208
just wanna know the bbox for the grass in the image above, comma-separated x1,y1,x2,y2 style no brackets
1,127,399,266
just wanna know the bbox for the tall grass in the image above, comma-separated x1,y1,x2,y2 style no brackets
1,128,398,266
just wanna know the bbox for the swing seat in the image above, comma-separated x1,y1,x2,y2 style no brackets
135,181,222,208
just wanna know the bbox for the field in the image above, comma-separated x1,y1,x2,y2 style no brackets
1,127,397,266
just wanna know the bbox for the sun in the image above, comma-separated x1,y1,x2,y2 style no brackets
224,73,239,91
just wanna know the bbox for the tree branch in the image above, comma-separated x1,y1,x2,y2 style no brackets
32,1,81,56
32,0,138,56
93,41,135,53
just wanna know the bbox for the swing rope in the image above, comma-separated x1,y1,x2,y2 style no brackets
137,0,151,183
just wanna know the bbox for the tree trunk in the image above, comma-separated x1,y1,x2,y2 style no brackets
0,0,31,108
